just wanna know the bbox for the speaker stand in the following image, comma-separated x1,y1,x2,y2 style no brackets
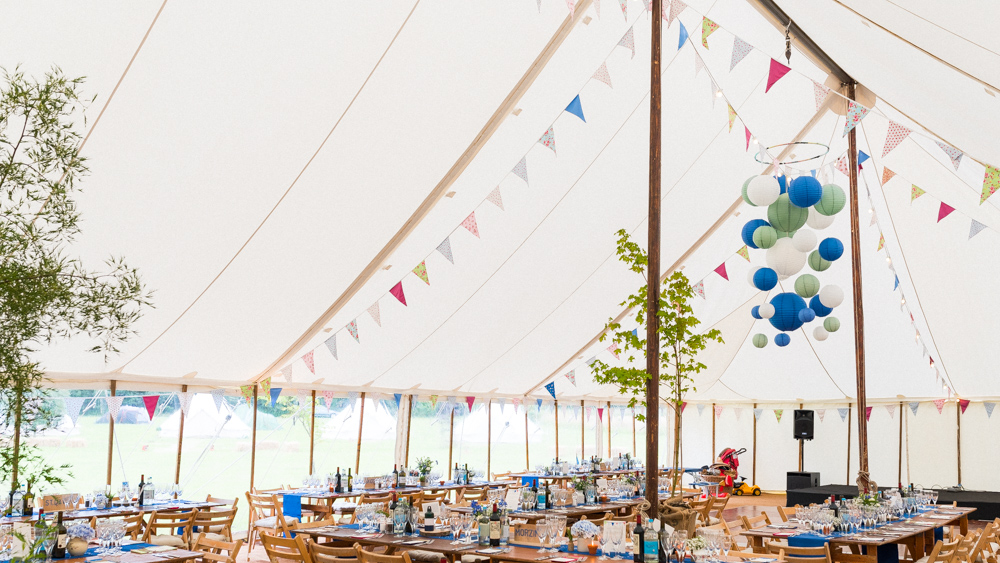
798,438,804,471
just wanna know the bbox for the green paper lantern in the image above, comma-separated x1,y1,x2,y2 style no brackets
824,317,841,332
742,176,757,207
753,225,778,249
808,250,831,272
767,194,809,233
794,274,821,298
776,229,797,239
815,184,846,216
752,333,768,348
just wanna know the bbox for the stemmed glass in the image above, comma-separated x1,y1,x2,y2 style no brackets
551,517,566,552
721,536,731,559
536,518,550,552
464,516,477,545
449,514,463,543
393,508,406,537
598,530,609,560
671,530,688,563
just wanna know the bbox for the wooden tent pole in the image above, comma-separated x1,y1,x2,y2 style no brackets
554,400,560,460
607,401,612,458
752,403,757,485
798,402,804,472
846,82,871,493
711,403,716,458
525,407,530,469
645,0,663,512
309,390,317,474
405,395,414,467
250,386,258,491
447,408,455,479
632,413,636,457
897,401,904,485
581,400,585,460
106,381,117,486
487,399,492,478
174,385,187,485
354,392,366,474
956,401,962,484
846,404,852,484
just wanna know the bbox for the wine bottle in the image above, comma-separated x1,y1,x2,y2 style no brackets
643,519,658,563
144,476,155,504
137,475,146,507
24,481,34,517
335,467,343,493
393,465,399,489
536,484,546,510
489,504,501,547
633,514,645,563
531,482,539,510
544,483,553,509
464,464,469,484
34,509,47,556
53,511,67,559
347,468,353,493
425,505,435,533
388,493,397,534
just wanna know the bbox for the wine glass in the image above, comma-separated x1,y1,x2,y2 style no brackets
721,536,732,559
393,508,406,537
609,522,623,560
672,530,688,562
598,530,609,560
464,515,477,544
449,514,463,543
537,518,550,552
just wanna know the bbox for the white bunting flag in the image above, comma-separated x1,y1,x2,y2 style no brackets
179,391,194,417
970,219,987,239
486,187,504,211
935,141,963,170
324,334,338,360
592,62,613,88
812,81,830,112
753,408,763,421
64,397,85,426
816,409,825,422
734,408,743,421
885,404,895,418
107,396,124,419
618,27,635,59
909,402,919,416
367,302,382,327
280,365,293,382
985,402,996,418
730,37,752,71
697,404,705,416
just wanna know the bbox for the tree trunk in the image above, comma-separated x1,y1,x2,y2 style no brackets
11,384,22,490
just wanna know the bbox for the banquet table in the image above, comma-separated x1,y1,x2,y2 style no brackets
0,500,224,524
445,499,646,522
278,481,517,519
740,506,976,563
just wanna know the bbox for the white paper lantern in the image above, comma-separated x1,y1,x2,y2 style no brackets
792,229,818,252
747,176,781,207
813,326,829,341
765,238,806,277
806,207,835,229
758,303,775,319
746,267,760,287
819,284,845,308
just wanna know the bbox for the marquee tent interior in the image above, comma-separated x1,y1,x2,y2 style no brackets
6,0,1000,502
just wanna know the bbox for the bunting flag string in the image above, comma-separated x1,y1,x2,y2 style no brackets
881,121,911,157
436,237,455,264
538,126,557,153
730,37,752,70
302,351,315,375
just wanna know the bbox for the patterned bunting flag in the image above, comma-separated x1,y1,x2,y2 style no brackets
909,402,919,416
765,59,790,93
881,121,911,157
64,397,86,426
269,387,282,407
882,167,896,185
694,53,705,77
389,282,407,306
934,399,945,414
566,0,575,18
592,62,613,88
429,395,438,407
697,404,705,416
618,27,635,58
302,351,315,375
497,397,506,413
512,157,529,185
969,219,987,239
107,396,124,419
179,391,194,416
666,0,686,26
885,404,895,418
461,212,480,238
545,382,556,399
959,399,970,414
938,202,955,223
981,165,1000,204
730,37,752,70
607,343,620,359
714,263,728,280
834,155,849,177
280,365,293,382
512,397,521,412
774,409,783,422
865,406,872,421
436,237,455,264
727,105,738,132
565,95,586,122
240,384,254,405
877,234,884,251
486,187,504,211
935,141,963,170
736,245,750,261
753,408,763,420
538,126,557,153
260,377,271,395
701,17,719,48
692,280,705,299
346,319,360,342
734,408,743,421
618,0,626,19
910,185,925,202
325,390,337,409
324,334,338,360
838,408,849,422
141,395,159,421
843,100,870,136
586,356,597,367
812,81,830,111
985,402,996,418
871,211,878,227
565,370,577,386
745,126,751,151
413,261,430,284
714,405,723,419
816,409,825,422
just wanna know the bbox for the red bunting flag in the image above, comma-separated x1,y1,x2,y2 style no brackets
466,396,476,411
302,351,315,374
765,59,791,93
142,395,159,421
681,402,687,413
959,399,970,414
390,281,407,306
937,202,955,223
714,263,728,280
865,406,872,421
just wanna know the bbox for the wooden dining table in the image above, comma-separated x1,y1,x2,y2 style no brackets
445,499,645,522
277,481,517,518
0,500,225,524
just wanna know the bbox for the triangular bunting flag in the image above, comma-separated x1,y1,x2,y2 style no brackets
64,397,85,426
631,328,638,338
812,81,829,111
871,211,878,227
937,202,955,223
537,398,543,411
346,319,360,342
179,391,194,416
701,17,719,48
592,62,613,88
107,396,124,419
694,53,705,76
567,0,575,18
324,334,338,360
270,387,282,407
982,165,1000,204
882,167,896,185
736,245,750,261
881,121,911,157
865,406,873,421
734,408,743,421
970,219,987,239
838,408,849,421
877,234,884,251
893,276,899,290
466,396,475,411
512,397,521,412
730,37,752,70
260,377,271,395
436,237,455,264
774,409,783,422
727,105,739,133
545,382,556,399
279,365,293,383
461,212,480,238
909,402,919,416
835,155,849,177
141,396,159,421
607,343,620,359
512,156,529,185
843,100,870,136
565,370,577,386
885,404,895,418
753,408,763,420
538,126,557,153
324,390,337,409
677,21,689,50
934,399,945,414
816,409,825,422
618,0,626,19
429,395,438,408
390,282,407,306
211,389,226,412
858,150,870,168
745,126,751,151
618,27,636,58
598,407,604,421
911,185,925,202
240,384,254,405
697,404,706,415
959,399,970,414
394,393,402,409
985,402,996,418
714,405,723,418
765,59,790,93
413,261,430,284
692,280,705,299
667,0,686,26
565,95,586,122
302,351,315,375
935,141,963,170
714,262,728,280
585,406,591,422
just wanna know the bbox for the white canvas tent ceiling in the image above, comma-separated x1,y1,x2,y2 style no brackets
11,0,999,403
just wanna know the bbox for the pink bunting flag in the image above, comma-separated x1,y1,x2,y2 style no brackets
618,27,635,59
714,405,723,419
882,121,911,157
486,187,504,211
367,301,382,326
666,0,686,27
935,141,963,170
390,281,407,306
598,407,604,421
323,390,335,408
142,395,159,421
959,399,970,414
765,59,791,93
817,409,826,423
592,62,613,88
730,37,752,70
834,155,850,177
460,212,480,238
692,279,705,299
538,126,557,154
843,100,870,136
934,399,945,414
981,165,1000,204
865,406,872,421
466,396,476,411
607,343,620,359
885,404,895,418
812,80,830,111
745,127,751,151
512,157,529,185
714,263,728,280
301,351,315,375
701,17,719,48
512,397,521,412
346,319,360,342
566,0,575,18
681,401,688,413
618,0,626,19
937,202,955,223
882,167,896,185
412,261,430,284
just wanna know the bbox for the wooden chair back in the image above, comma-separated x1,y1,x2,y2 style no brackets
247,492,283,521
191,532,244,563
261,532,313,563
122,513,144,540
921,538,962,563
581,513,615,527
357,494,393,506
957,528,992,563
741,512,772,530
142,509,199,545
458,486,488,504
731,550,783,562
707,496,729,519
767,543,830,563
193,507,238,540
207,494,240,510
288,517,339,533
419,490,449,505
776,506,797,522
354,543,412,563
307,539,358,563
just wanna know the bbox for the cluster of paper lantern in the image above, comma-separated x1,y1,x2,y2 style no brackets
740,174,847,347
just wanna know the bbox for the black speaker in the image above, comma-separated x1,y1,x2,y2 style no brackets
793,409,814,440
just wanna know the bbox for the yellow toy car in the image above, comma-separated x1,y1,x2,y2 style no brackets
732,479,761,496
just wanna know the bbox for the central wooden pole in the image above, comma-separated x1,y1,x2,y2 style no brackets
645,0,663,512
106,381,117,486
554,400,560,460
525,407,530,469
580,400,585,460
175,385,187,485
309,390,317,473
846,82,870,493
249,386,259,491
487,399,492,477
355,392,366,474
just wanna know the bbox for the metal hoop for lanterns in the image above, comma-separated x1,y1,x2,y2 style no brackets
753,141,830,165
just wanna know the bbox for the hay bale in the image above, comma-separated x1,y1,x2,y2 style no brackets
657,497,697,536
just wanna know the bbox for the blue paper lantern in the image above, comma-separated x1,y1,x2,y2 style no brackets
751,306,762,320
798,308,816,323
742,219,771,249
818,237,844,261
810,294,833,317
788,176,823,208
775,333,791,347
776,175,788,194
768,292,807,332
753,268,778,291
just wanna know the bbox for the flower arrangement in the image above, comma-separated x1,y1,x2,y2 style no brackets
686,537,706,551
570,476,594,491
415,457,435,476
66,523,94,541
470,500,510,522
570,520,600,539
856,493,879,507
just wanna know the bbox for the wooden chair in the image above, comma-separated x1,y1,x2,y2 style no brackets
955,528,992,563
732,550,783,562
349,494,393,524
704,495,729,525
419,490,449,506
914,537,962,563
191,532,244,563
741,511,772,530
354,543,412,563
207,494,240,510
724,518,751,549
193,507,238,542
261,532,313,563
287,517,339,534
247,493,297,556
457,486,487,505
580,512,615,527
777,506,798,522
610,506,638,521
767,543,831,563
121,513,145,540
142,509,199,548
307,539,358,563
